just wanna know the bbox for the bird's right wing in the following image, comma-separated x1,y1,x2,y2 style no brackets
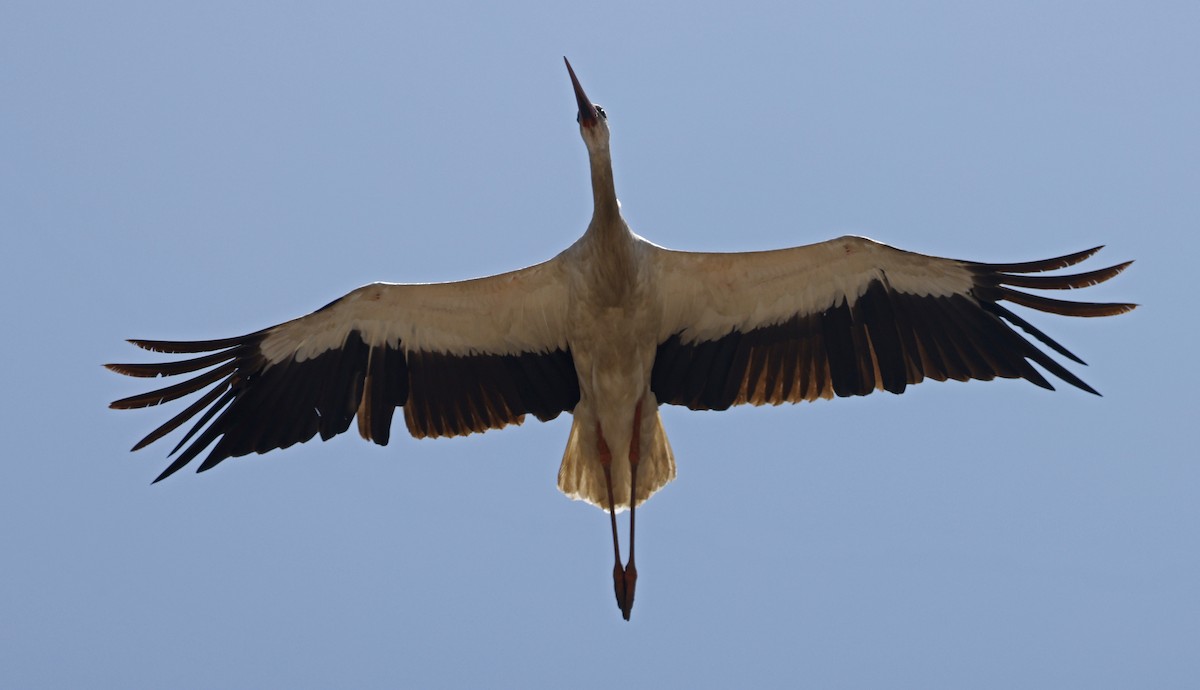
108,258,580,482
649,235,1134,410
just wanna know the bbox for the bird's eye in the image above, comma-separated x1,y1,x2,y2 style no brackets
576,105,607,123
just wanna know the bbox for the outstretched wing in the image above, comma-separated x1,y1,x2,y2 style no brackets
108,259,580,482
650,235,1134,410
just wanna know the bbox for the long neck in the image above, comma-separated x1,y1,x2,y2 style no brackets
582,141,637,303
588,146,621,229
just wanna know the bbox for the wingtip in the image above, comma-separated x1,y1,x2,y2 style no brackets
103,362,130,375
151,457,190,483
1105,260,1136,283
151,464,183,484
104,362,138,376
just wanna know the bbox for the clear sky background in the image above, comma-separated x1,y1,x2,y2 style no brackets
2,2,1196,688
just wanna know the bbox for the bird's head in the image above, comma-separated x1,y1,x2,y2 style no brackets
564,58,610,152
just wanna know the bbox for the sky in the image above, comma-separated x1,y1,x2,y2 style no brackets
2,1,1197,687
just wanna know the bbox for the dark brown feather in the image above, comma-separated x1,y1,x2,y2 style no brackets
109,361,238,409
996,286,1136,317
975,246,1102,273
994,261,1132,290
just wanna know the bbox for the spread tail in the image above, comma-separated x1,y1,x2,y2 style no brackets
557,404,675,511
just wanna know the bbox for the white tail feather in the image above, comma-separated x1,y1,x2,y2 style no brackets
557,406,676,511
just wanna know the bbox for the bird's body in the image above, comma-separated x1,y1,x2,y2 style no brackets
109,59,1135,619
560,221,675,510
558,86,666,510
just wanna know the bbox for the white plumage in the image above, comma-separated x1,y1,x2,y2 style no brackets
109,59,1134,620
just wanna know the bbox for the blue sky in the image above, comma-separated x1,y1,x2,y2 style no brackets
2,2,1196,687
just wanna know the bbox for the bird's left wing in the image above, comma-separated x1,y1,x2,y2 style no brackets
108,259,579,482
650,235,1133,410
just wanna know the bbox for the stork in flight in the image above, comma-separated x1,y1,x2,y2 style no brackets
108,58,1134,620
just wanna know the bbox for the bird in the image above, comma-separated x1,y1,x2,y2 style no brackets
108,58,1135,620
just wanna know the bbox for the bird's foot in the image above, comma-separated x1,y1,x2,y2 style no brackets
620,561,637,620
613,562,628,615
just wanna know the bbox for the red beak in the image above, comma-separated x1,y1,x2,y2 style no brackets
564,57,600,126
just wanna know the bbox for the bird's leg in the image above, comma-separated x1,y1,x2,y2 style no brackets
621,400,643,621
596,422,627,614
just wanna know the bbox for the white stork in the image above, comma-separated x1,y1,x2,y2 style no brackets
108,59,1135,620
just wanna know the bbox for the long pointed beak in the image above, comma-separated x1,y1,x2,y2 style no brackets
564,57,599,126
